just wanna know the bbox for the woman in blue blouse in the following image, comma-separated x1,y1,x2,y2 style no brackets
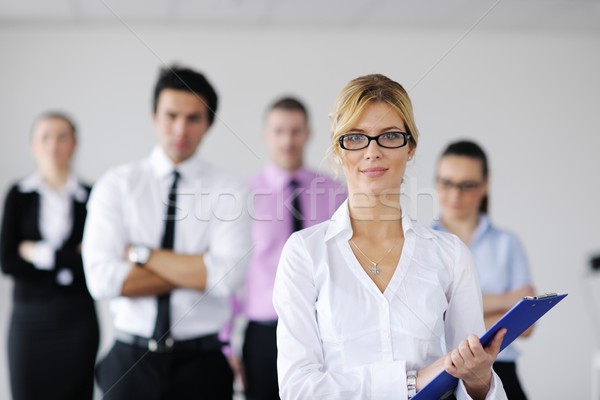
433,140,535,400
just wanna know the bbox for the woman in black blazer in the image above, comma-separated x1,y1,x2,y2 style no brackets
0,112,99,400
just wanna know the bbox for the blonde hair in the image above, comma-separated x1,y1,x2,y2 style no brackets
327,74,419,167
32,111,77,140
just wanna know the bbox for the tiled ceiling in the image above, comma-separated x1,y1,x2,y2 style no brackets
0,0,599,29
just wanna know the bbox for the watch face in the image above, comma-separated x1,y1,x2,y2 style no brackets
130,245,150,265
140,246,150,264
138,246,150,264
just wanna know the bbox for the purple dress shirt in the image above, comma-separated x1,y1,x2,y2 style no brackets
243,163,346,321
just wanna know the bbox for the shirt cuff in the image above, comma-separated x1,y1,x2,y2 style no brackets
369,360,407,399
455,370,505,400
221,344,233,358
32,241,55,270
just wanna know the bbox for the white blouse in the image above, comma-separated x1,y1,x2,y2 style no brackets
18,173,88,285
273,200,506,400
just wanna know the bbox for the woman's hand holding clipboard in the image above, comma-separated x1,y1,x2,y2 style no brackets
413,293,568,400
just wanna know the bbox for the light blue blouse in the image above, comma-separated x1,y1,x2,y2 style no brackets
433,215,532,362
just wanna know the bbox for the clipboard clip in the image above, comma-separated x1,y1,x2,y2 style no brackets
525,292,558,300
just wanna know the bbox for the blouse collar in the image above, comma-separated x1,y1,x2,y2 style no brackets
18,172,88,202
324,198,434,242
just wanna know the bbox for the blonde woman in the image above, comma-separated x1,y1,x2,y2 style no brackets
0,113,98,400
273,75,508,400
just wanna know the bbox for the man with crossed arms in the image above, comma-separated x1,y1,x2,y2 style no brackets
83,66,251,399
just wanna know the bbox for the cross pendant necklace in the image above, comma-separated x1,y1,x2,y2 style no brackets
350,239,399,276
369,263,381,276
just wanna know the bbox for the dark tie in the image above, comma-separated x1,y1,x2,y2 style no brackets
153,170,180,342
289,179,303,233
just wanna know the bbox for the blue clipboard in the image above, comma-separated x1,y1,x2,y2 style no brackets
413,292,568,400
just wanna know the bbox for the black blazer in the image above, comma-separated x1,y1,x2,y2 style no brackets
0,181,93,300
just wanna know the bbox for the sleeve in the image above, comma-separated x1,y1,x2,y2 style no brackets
40,200,90,286
273,234,408,400
507,233,532,290
445,237,508,400
32,241,87,280
456,372,506,400
444,237,485,349
25,238,88,286
0,186,54,279
56,190,93,287
54,240,87,286
81,172,132,300
32,241,55,270
203,182,253,298
219,295,243,358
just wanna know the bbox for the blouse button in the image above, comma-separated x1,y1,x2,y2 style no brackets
56,268,74,286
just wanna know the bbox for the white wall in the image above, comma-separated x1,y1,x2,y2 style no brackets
1,24,599,399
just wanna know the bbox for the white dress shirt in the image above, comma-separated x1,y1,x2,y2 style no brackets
82,147,252,339
273,200,507,400
19,173,88,285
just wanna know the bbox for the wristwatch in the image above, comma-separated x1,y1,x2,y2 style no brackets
407,370,417,399
128,245,151,266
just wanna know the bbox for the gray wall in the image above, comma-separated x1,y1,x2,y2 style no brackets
1,24,599,399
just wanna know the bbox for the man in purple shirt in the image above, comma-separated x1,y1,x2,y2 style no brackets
242,97,346,399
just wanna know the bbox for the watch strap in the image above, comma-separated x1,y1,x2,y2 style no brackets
407,370,417,399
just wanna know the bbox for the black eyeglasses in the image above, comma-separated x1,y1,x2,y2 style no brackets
436,177,484,193
339,132,411,151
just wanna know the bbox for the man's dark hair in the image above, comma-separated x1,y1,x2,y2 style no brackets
268,97,309,123
153,66,218,126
